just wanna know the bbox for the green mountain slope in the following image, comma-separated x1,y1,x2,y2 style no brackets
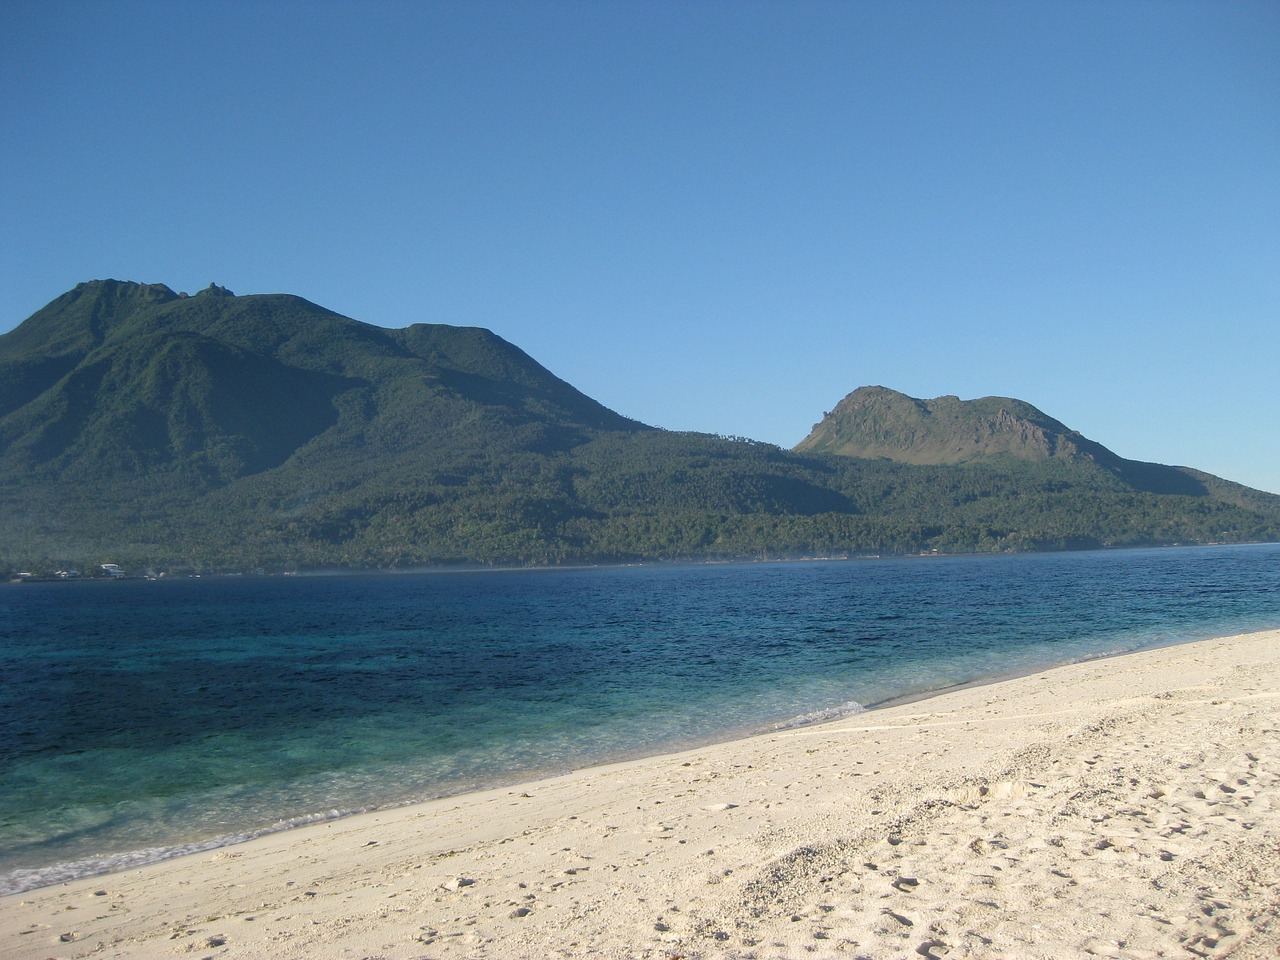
796,385,1229,497
797,385,1117,465
0,279,639,486
2,283,1278,573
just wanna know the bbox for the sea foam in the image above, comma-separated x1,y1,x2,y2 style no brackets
0,807,366,897
773,700,866,731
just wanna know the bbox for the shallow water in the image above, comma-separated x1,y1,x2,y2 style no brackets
2,543,1278,894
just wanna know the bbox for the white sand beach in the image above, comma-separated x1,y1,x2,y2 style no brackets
4,629,1278,959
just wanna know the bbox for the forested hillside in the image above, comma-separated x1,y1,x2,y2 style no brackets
3,281,1278,575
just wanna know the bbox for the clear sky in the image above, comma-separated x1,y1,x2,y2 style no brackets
4,1,1278,492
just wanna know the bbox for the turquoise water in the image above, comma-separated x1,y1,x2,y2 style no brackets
2,543,1278,894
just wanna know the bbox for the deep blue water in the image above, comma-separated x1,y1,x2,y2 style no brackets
2,544,1278,894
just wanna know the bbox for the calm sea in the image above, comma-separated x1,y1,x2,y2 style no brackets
2,544,1278,894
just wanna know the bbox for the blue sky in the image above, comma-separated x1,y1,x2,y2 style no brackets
4,1,1278,492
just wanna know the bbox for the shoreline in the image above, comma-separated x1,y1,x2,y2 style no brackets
5,628,1278,959
12,539,1275,585
0,630,1191,901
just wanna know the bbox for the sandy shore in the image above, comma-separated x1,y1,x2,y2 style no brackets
4,630,1278,960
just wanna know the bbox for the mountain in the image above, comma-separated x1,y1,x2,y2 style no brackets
0,279,640,488
796,386,1109,465
2,282,1279,573
795,385,1279,504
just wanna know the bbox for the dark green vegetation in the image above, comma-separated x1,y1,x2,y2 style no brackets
3,280,1278,574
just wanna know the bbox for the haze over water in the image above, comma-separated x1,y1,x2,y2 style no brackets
3,543,1279,895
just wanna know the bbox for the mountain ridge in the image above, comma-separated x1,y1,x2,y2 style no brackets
796,385,1114,465
2,281,1277,572
793,385,1232,500
0,279,642,488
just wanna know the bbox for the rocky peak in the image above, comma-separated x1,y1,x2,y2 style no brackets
795,386,1111,466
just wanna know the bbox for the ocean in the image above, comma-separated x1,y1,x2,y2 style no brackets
2,543,1278,895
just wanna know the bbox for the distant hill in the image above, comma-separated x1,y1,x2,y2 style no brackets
795,385,1280,505
796,386,1109,465
2,282,1278,573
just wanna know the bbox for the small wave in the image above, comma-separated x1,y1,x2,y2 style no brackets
0,806,370,897
773,700,865,731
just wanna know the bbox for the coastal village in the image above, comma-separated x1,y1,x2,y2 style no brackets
10,563,137,582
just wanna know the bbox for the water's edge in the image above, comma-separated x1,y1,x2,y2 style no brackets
2,626,1258,899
